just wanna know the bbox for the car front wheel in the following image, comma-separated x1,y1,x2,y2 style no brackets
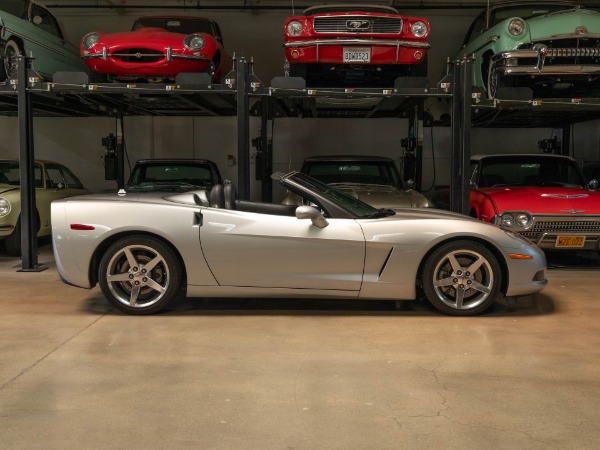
1,40,22,82
421,241,501,316
99,236,182,314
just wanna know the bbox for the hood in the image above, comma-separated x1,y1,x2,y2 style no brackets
527,8,600,41
0,184,19,195
385,207,476,222
0,183,21,195
98,28,194,47
337,185,431,208
478,186,600,214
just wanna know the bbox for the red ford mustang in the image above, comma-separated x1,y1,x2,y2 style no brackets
469,154,600,252
283,4,430,86
80,16,232,82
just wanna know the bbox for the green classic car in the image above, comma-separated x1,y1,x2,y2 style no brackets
0,160,90,256
0,0,88,81
457,1,600,98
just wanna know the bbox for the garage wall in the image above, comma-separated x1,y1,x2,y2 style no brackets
2,5,599,200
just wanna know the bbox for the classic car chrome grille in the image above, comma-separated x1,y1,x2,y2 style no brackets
521,38,600,62
519,217,600,239
113,49,164,63
313,16,402,34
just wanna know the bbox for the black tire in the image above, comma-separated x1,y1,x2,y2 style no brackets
4,213,40,257
98,236,183,314
4,224,21,256
289,62,307,80
421,240,501,316
1,40,22,82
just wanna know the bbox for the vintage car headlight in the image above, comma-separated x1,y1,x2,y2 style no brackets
411,21,428,38
507,18,525,36
184,34,206,50
500,211,532,229
287,20,303,37
0,198,10,217
515,212,533,228
82,32,100,50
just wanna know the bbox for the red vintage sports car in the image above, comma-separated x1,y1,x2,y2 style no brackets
80,16,232,82
283,4,430,86
469,154,600,251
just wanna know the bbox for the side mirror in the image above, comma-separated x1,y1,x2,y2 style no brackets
588,179,599,191
296,205,328,228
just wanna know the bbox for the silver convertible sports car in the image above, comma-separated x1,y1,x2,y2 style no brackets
51,171,547,316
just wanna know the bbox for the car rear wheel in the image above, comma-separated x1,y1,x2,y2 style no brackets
421,240,500,316
99,236,182,314
1,40,23,82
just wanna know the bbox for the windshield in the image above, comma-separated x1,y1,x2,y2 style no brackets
476,156,586,188
128,162,217,192
0,161,43,187
303,160,403,188
285,172,382,218
132,17,215,35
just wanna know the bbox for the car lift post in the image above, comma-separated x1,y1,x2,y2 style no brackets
236,58,250,200
450,55,472,216
17,56,46,272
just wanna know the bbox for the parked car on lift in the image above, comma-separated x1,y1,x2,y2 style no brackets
281,155,433,209
283,4,430,86
51,171,547,316
456,1,600,99
0,0,88,82
0,159,90,256
80,16,233,83
126,159,222,193
466,154,600,252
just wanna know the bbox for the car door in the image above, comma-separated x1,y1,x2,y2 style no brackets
25,3,85,76
199,208,366,291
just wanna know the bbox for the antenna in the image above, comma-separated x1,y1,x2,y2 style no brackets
292,0,295,15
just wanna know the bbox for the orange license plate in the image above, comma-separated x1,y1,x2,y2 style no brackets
556,236,585,247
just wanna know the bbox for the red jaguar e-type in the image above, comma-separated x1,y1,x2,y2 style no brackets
80,16,232,82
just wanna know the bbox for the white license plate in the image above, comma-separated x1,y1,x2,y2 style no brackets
555,235,586,247
343,47,371,63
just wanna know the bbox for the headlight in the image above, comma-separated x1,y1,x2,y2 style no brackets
0,198,11,217
411,21,428,38
508,18,525,36
500,213,515,228
515,212,532,228
500,211,532,229
287,20,303,37
184,34,205,50
82,32,100,50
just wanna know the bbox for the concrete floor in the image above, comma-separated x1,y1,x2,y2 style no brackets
1,244,600,450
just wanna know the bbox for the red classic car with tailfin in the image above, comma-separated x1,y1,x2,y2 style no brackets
283,4,430,86
469,154,600,251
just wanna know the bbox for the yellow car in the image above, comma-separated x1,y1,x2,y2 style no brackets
0,160,90,256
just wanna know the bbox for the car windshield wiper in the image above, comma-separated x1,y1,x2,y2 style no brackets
365,208,396,218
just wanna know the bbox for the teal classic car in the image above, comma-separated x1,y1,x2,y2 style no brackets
0,0,88,81
457,1,600,98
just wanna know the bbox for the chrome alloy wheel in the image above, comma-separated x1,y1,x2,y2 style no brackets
99,236,182,314
432,249,494,310
106,244,170,308
422,241,500,315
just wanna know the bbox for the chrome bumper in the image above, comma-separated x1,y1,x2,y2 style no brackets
492,47,600,76
284,39,430,49
83,46,210,62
